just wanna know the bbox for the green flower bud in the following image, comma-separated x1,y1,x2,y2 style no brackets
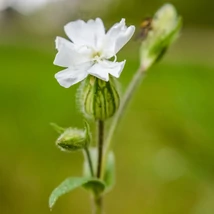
140,4,182,68
78,76,120,121
56,121,92,152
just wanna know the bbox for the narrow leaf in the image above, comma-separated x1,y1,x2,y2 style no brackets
49,177,105,209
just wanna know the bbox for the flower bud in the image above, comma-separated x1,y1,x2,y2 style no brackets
78,76,120,121
56,128,87,152
140,4,182,68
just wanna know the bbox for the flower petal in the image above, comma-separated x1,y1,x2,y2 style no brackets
103,60,126,78
88,63,109,81
114,25,135,54
55,36,73,50
55,62,92,88
102,19,135,58
64,18,105,49
88,60,126,81
54,43,93,67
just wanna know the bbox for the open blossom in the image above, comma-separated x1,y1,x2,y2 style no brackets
54,18,135,88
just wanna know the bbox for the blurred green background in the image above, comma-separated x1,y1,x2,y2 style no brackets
1,0,214,214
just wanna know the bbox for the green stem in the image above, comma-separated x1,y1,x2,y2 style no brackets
97,120,105,178
92,120,105,214
94,196,103,214
104,65,148,159
91,195,103,214
84,147,94,177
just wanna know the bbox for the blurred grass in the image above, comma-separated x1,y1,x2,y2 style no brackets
0,41,214,214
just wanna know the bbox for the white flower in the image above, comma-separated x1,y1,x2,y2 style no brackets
54,18,135,88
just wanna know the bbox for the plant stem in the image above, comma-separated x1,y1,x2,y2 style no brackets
84,147,94,177
93,120,105,214
91,195,103,214
94,196,103,214
104,65,148,157
97,120,105,178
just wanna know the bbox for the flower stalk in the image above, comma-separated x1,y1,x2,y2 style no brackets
104,65,148,156
103,3,182,169
94,196,103,214
84,147,95,177
94,120,105,214
97,120,105,178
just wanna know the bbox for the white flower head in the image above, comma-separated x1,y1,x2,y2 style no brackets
54,18,135,88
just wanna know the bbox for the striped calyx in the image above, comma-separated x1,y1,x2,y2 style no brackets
79,75,120,121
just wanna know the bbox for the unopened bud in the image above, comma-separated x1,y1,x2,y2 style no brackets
56,128,87,152
78,76,120,121
140,4,182,68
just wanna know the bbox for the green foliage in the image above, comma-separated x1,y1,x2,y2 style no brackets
49,177,105,209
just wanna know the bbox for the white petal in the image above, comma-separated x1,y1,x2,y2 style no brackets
88,63,109,81
102,19,135,58
88,60,126,81
107,18,126,37
55,36,73,50
55,62,92,88
64,18,105,49
54,43,93,67
103,60,126,78
114,25,135,54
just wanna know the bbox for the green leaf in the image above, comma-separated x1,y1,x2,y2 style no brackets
103,151,115,192
83,179,105,195
49,177,105,209
50,123,65,134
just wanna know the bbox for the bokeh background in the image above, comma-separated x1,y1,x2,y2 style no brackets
1,0,214,214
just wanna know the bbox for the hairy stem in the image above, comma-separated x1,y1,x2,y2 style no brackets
92,120,105,214
84,147,94,177
97,120,105,178
104,65,148,158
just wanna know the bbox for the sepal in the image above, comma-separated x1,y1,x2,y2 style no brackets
78,76,120,121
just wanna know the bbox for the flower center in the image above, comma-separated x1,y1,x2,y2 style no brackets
92,51,103,63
